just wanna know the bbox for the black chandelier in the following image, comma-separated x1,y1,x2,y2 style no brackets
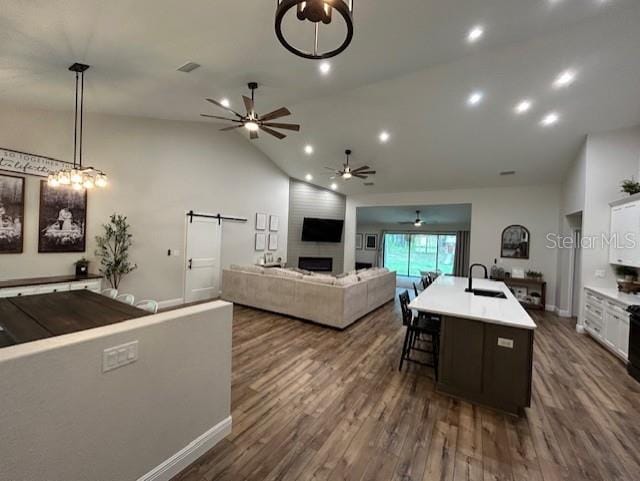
275,0,354,60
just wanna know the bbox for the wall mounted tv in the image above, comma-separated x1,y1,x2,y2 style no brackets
301,218,344,243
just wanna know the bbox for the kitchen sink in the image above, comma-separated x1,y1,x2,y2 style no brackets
469,288,507,299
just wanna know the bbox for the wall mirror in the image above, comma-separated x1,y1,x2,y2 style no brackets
501,225,530,259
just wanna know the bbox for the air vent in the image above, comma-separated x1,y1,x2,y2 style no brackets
499,170,516,176
363,182,375,186
177,62,201,73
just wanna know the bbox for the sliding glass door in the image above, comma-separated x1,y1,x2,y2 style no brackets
383,232,457,276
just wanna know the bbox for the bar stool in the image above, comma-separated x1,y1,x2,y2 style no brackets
398,290,440,379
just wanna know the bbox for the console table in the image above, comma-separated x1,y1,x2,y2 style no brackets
499,277,546,311
0,274,102,298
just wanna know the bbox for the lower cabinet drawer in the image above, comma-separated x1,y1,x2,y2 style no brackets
70,280,102,292
584,314,604,337
0,286,38,298
584,301,604,320
37,283,71,294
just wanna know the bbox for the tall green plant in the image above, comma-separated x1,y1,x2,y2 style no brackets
95,214,137,289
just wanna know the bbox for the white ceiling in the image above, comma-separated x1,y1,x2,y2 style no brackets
1,0,640,194
357,204,472,226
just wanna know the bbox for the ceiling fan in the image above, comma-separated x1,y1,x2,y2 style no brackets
325,149,376,180
398,210,424,227
201,82,300,140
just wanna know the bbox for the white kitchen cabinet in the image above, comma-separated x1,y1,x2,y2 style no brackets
618,316,630,359
609,198,640,266
583,287,632,361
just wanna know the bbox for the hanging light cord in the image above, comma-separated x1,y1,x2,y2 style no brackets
73,71,79,170
79,69,84,170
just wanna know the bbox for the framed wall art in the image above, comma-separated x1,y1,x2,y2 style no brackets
38,180,87,253
0,174,25,254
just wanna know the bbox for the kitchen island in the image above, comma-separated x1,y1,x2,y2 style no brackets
409,275,536,415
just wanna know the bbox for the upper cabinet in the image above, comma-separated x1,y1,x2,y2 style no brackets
610,195,640,267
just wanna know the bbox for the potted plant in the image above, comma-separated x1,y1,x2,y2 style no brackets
615,265,637,282
75,257,90,277
620,177,640,196
95,214,137,289
525,270,543,280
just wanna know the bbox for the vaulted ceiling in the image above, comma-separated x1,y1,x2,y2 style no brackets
1,0,639,194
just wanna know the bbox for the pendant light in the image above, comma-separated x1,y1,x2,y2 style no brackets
48,63,108,190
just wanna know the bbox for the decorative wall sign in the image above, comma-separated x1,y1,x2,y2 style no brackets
255,233,266,251
38,180,87,253
356,233,363,250
268,233,278,251
365,233,378,250
0,174,25,253
0,147,71,178
269,215,279,232
256,213,267,230
501,225,530,259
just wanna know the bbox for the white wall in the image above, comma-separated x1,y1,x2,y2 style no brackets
345,184,561,309
0,301,232,481
0,105,289,303
355,222,470,267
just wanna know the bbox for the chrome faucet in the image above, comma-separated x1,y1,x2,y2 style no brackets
466,263,488,293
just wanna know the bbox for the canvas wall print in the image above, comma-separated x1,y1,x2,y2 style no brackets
38,180,87,253
256,213,267,230
0,174,25,254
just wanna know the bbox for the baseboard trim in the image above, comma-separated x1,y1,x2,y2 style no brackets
137,416,232,481
158,298,184,309
553,306,572,317
545,304,555,312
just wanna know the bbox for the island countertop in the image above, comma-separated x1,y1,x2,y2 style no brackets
409,275,537,330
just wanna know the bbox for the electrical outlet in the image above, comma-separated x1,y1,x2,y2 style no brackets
497,337,514,349
103,341,138,373
172,249,180,256
595,269,606,278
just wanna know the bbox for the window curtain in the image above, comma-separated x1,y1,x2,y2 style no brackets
376,231,386,267
454,231,470,277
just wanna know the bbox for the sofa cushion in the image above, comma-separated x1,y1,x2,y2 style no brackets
335,274,359,286
357,269,382,280
231,264,264,274
269,268,304,279
303,274,335,285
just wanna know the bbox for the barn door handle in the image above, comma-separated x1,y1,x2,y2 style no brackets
188,258,193,270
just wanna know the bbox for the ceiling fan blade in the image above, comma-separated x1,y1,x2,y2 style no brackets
243,96,254,115
219,125,243,131
206,98,244,118
324,166,339,171
250,130,259,140
259,107,291,122
351,165,371,172
329,175,337,180
201,114,242,122
352,174,367,179
261,122,300,131
259,125,286,140
356,170,376,175
398,221,415,225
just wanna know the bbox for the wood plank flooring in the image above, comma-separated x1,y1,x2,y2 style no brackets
172,293,640,481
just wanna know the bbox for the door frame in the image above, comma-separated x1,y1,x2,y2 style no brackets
566,227,582,319
183,212,223,303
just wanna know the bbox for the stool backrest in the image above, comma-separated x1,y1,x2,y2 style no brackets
399,290,412,326
413,282,420,298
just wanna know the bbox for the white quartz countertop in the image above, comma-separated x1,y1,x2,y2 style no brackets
584,285,640,306
408,276,537,330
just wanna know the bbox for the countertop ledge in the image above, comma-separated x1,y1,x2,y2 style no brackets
584,285,640,307
409,276,537,330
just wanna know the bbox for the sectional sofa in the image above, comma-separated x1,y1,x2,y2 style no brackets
221,266,396,329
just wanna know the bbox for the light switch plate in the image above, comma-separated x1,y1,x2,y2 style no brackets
497,337,514,349
595,269,606,278
103,340,138,373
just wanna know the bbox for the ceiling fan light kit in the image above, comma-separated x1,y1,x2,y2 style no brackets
325,149,376,183
202,82,300,140
48,63,108,190
275,0,354,60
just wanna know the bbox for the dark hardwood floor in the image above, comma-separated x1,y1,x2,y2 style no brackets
172,293,640,481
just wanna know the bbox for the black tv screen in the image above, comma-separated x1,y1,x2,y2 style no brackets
301,218,344,243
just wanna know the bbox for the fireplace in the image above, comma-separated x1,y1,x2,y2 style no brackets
299,257,333,272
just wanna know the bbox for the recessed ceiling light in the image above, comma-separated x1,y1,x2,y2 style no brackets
467,26,484,43
514,99,532,114
540,112,560,126
305,173,313,181
379,131,390,143
330,183,338,190
553,69,576,89
467,91,484,106
319,62,331,75
220,98,231,108
304,145,314,155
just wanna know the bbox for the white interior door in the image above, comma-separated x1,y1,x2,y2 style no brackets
184,216,222,303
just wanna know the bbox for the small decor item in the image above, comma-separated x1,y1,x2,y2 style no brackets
255,233,266,251
268,233,278,251
356,233,363,250
525,270,543,280
365,233,378,250
95,214,137,289
0,174,24,254
47,63,108,190
75,257,90,277
256,213,267,230
275,0,354,60
501,225,530,259
620,177,640,196
616,265,637,282
269,215,279,232
512,268,525,279
38,180,87,252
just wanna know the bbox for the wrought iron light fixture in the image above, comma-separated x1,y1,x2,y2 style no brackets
48,63,108,190
275,0,354,60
